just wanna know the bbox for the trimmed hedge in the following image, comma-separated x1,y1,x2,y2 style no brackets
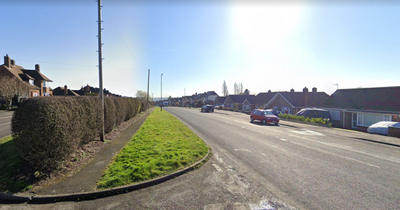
278,113,332,127
11,96,143,173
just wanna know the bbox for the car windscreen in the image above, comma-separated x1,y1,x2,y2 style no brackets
263,111,274,116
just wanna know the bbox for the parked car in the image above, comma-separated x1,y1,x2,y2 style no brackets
295,108,332,121
265,109,284,117
201,105,214,113
250,109,279,125
367,121,400,135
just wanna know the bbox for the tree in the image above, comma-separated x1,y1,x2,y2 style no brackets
135,90,148,102
234,82,238,94
244,89,250,95
0,75,29,109
239,83,243,94
222,80,229,96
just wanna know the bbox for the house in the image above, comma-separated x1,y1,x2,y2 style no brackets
74,84,121,97
0,54,52,97
203,91,219,105
242,96,258,113
321,86,400,131
256,87,329,114
53,85,80,96
214,96,227,106
224,95,256,111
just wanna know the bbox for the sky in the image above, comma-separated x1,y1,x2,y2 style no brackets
2,0,400,98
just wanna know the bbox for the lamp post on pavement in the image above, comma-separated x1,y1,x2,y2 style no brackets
161,73,163,111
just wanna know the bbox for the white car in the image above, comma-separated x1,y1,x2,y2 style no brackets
367,121,400,135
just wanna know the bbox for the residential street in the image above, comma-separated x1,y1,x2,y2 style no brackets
0,111,13,139
3,107,400,210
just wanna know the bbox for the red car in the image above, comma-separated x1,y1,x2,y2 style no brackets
250,109,279,125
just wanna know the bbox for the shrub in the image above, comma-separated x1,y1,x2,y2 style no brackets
104,97,117,133
11,96,147,174
279,113,332,127
12,97,82,173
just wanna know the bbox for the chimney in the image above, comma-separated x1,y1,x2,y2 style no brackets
4,54,11,67
35,64,40,72
303,87,308,106
11,60,15,66
290,88,295,92
312,87,317,93
64,85,68,95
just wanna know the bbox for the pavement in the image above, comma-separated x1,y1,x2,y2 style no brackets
0,107,211,204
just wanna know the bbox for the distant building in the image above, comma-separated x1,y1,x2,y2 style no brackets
0,54,53,97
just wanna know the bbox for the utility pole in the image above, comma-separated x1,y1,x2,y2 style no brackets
97,0,105,142
147,69,150,104
161,73,163,111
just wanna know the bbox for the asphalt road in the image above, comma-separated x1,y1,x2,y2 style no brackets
0,111,13,139
3,107,400,209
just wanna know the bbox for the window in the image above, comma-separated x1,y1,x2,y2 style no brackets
355,112,392,127
29,79,34,85
383,114,391,121
357,113,364,126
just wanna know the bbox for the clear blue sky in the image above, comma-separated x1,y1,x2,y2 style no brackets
2,0,399,98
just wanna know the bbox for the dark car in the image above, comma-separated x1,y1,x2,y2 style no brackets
265,109,284,117
201,105,214,113
250,109,279,125
295,108,332,121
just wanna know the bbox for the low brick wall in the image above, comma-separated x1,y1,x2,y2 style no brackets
388,127,400,138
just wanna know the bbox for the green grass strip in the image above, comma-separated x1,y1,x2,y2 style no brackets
0,136,31,193
97,108,209,189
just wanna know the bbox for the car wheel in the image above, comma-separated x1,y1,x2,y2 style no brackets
250,117,254,123
263,119,267,125
275,122,279,126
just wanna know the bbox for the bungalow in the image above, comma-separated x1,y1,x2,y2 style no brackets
224,95,256,111
321,86,400,131
257,87,329,114
0,54,52,97
53,85,80,96
214,96,227,106
203,91,219,105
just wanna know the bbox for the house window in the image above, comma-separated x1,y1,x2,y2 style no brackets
330,111,341,121
355,112,392,127
33,93,39,97
29,79,34,85
357,113,364,126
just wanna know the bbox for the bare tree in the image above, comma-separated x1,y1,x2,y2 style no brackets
135,90,148,102
222,80,229,96
0,75,29,109
239,83,243,94
234,82,238,94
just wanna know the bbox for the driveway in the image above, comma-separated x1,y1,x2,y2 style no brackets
0,110,13,139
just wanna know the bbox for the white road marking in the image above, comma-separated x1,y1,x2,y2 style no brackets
280,139,287,141
290,129,325,136
212,164,223,172
234,149,252,153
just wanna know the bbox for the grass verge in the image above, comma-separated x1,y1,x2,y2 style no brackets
97,108,209,189
0,136,31,193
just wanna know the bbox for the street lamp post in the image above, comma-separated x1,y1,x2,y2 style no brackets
161,73,163,111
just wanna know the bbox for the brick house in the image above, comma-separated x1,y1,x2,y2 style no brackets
321,86,400,131
256,87,329,114
0,54,52,97
53,85,80,96
223,95,256,111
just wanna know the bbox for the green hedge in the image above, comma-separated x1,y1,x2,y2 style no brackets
11,96,142,173
278,113,332,127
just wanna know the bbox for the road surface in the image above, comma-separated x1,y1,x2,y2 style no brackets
3,107,400,209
